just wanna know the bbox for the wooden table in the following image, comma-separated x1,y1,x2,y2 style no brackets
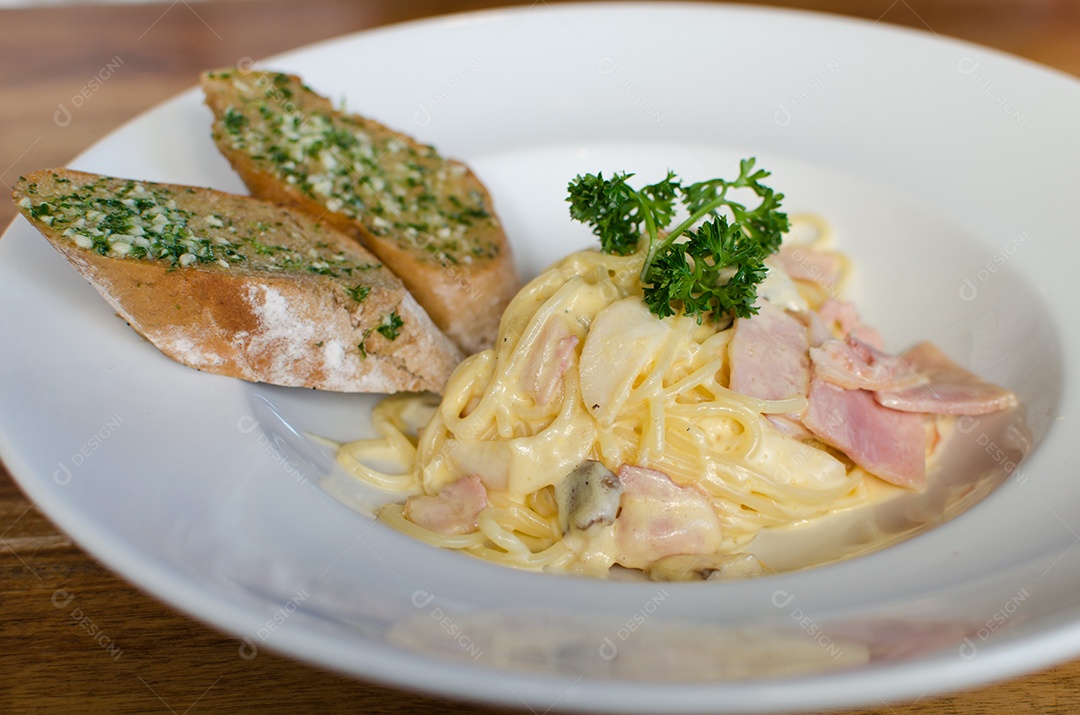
2,1,1079,712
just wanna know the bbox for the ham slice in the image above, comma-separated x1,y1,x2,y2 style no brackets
802,379,927,489
799,308,834,347
613,465,723,568
810,337,926,392
775,244,845,291
816,299,885,350
520,316,579,406
403,474,488,535
875,342,1018,415
728,300,810,401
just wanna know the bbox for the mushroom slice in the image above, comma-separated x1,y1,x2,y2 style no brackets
554,460,623,534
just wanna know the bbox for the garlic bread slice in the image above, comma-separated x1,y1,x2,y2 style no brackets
201,68,520,354
13,168,463,393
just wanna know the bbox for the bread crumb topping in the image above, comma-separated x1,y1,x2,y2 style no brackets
20,173,382,286
206,69,501,268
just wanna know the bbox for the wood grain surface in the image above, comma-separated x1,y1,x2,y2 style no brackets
2,1,1079,712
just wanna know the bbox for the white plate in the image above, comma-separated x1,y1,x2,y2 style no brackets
2,3,1079,712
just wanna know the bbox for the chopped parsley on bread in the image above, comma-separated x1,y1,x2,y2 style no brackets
200,68,520,354
12,168,463,393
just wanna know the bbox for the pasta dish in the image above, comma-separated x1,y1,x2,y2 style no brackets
337,168,1018,581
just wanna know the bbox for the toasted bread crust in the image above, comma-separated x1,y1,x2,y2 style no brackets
200,68,520,354
13,168,463,393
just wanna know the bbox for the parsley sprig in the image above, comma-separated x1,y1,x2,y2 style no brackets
567,158,789,322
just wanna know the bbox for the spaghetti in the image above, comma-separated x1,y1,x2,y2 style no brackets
338,220,876,580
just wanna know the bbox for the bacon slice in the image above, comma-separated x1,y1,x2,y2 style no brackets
875,342,1018,415
799,308,834,348
520,316,579,406
775,244,845,291
613,465,723,568
816,299,885,350
403,474,488,535
810,337,926,392
802,379,927,489
728,300,810,401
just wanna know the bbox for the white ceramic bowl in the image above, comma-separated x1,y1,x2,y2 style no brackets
1,4,1079,712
